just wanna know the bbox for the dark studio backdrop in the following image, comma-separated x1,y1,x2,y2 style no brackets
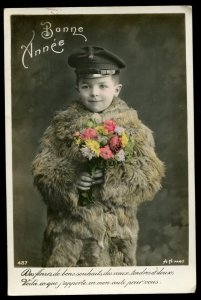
11,13,188,266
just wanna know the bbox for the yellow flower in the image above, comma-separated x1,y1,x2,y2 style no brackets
95,126,109,135
85,139,100,156
75,137,81,145
121,132,129,148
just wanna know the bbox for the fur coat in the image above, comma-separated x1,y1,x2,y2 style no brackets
32,98,165,267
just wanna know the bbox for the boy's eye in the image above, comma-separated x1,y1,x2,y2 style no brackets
99,84,108,89
80,85,89,89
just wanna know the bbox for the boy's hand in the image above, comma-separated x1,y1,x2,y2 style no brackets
92,169,104,186
76,172,93,191
75,169,104,191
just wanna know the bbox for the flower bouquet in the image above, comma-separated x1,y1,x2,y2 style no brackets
73,115,135,206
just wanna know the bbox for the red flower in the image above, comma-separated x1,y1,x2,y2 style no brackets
104,120,116,134
109,135,122,153
81,128,98,140
100,146,114,160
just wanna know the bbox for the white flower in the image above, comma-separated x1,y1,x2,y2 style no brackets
115,126,125,135
80,146,96,160
91,113,102,124
115,149,125,162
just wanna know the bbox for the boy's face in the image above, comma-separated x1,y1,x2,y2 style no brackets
77,76,122,113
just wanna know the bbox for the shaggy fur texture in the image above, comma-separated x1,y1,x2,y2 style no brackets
32,98,165,267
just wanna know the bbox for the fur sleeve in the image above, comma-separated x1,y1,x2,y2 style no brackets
102,111,165,207
31,121,79,211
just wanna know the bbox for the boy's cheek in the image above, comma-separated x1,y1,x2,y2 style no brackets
80,91,89,98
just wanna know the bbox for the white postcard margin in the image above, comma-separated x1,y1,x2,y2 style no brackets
4,6,196,295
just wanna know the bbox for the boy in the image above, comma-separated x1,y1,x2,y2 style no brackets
32,46,165,267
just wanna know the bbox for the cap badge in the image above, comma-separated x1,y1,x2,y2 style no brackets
88,46,94,60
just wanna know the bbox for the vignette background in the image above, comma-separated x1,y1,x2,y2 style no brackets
11,13,188,266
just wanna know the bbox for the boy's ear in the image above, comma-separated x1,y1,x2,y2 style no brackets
114,84,122,97
75,85,79,92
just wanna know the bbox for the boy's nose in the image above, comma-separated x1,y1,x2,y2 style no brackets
90,86,99,97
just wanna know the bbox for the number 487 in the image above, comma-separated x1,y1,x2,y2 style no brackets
17,261,28,266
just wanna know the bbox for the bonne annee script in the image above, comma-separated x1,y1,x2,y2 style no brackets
21,21,87,69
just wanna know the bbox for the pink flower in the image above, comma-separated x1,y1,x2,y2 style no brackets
109,135,122,153
104,120,116,134
81,128,98,140
100,146,114,160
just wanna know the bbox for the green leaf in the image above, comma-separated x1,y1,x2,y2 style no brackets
124,136,135,155
86,120,94,128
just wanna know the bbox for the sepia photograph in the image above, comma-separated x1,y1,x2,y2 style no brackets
5,6,195,295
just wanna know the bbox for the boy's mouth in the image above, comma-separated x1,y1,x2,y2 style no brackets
88,100,103,103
